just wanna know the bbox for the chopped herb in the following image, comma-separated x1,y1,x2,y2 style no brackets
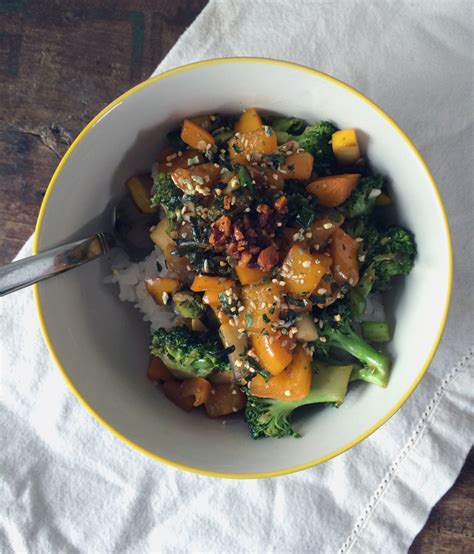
232,143,244,154
245,356,272,381
245,312,253,328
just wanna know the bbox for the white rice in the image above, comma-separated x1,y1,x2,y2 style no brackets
104,246,176,331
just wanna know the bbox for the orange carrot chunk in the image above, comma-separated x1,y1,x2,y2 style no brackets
181,119,215,151
330,228,360,285
251,334,294,376
250,345,312,401
306,174,360,207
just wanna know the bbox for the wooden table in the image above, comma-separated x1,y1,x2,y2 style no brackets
0,2,471,550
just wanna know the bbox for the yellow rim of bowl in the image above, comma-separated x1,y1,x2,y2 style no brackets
33,57,453,479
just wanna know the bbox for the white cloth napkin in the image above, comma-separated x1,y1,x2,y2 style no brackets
1,1,473,552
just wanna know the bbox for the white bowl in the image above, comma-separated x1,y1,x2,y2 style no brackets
34,58,452,478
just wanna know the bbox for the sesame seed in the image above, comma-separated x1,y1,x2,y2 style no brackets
319,336,327,343
334,314,342,321
317,288,326,295
323,223,334,229
284,390,291,397
302,261,311,268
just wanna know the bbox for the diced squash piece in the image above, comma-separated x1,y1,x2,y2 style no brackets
309,214,344,249
282,245,329,297
220,322,248,380
229,128,277,165
147,356,174,382
170,167,192,192
235,266,270,285
190,163,223,187
180,377,212,407
295,313,319,341
163,380,195,412
306,174,360,207
251,334,293,376
202,290,220,306
250,345,312,401
330,228,360,285
126,175,157,214
157,148,204,173
241,281,285,333
332,129,360,165
235,107,263,133
149,218,189,276
191,275,234,293
145,278,180,305
150,217,174,252
171,163,222,193
279,152,314,180
181,119,215,151
205,383,246,417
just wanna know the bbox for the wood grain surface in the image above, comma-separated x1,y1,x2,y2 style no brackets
0,2,471,551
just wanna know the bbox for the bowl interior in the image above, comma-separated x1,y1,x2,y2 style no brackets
35,59,451,476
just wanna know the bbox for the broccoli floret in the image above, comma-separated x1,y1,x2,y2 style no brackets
283,121,337,174
313,300,390,387
150,326,231,379
172,291,205,319
344,216,379,249
350,225,416,314
270,116,308,143
243,362,353,439
150,172,183,225
340,175,385,218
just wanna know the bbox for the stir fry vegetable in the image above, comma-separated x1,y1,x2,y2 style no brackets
125,107,416,438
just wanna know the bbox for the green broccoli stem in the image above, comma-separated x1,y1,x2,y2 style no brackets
326,328,390,387
361,321,390,342
350,265,376,315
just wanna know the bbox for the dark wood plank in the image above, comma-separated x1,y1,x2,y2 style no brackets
0,2,471,551
410,449,474,553
0,0,207,263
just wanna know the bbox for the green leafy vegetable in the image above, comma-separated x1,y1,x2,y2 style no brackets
243,362,353,438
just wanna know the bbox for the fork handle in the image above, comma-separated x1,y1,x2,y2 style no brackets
0,233,116,296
